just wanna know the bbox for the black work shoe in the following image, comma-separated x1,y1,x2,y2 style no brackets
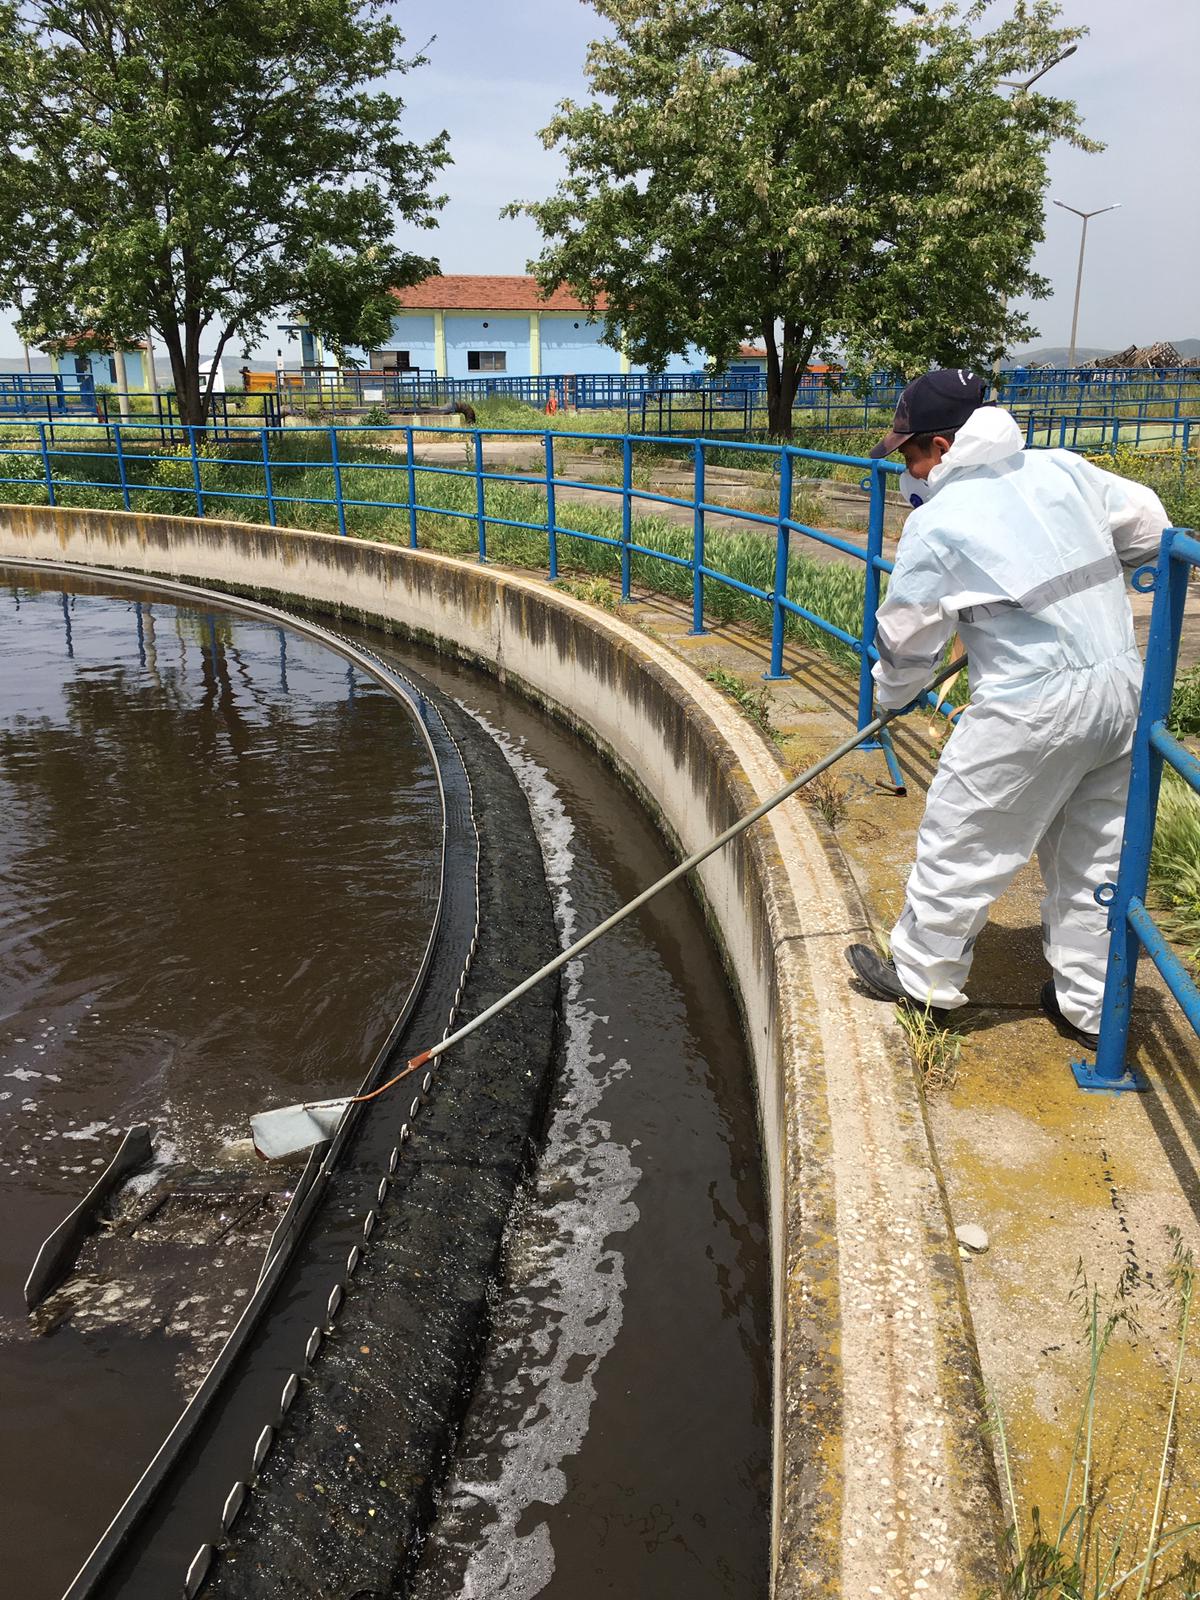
846,943,910,1001
1040,980,1099,1052
844,943,951,1022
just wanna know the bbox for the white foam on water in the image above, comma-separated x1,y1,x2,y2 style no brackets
435,707,643,1598
61,1120,110,1141
125,1131,181,1196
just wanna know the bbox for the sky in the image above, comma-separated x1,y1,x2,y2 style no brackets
1,0,1196,363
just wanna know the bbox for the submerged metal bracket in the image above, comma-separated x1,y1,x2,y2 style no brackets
25,1124,152,1310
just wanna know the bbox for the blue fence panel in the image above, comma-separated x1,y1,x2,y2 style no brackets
6,411,1187,804
1072,527,1200,1091
287,365,1200,428
0,372,96,418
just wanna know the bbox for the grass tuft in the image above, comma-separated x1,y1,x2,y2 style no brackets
989,1233,1199,1599
800,770,851,830
552,576,619,612
1169,666,1200,740
1149,771,1200,967
705,666,777,734
895,1002,963,1093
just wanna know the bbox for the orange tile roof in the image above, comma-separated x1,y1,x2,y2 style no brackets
738,344,768,358
45,331,148,352
391,275,607,313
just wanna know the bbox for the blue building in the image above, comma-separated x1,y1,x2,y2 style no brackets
369,275,703,379
48,336,151,390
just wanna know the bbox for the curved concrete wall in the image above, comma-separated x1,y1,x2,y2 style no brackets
0,506,1003,1599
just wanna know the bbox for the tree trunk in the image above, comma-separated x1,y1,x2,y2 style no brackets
768,362,799,439
178,314,206,428
159,325,192,436
767,321,815,440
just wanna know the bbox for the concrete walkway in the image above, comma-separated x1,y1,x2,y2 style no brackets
609,581,1200,1578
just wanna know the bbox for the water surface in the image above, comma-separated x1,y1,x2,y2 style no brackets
0,569,441,1598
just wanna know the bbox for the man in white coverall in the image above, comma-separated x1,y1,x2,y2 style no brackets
844,369,1169,1049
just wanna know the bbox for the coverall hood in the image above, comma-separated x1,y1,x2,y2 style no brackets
900,407,1025,508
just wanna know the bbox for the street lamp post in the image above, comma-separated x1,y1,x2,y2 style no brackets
991,43,1078,378
1053,200,1121,369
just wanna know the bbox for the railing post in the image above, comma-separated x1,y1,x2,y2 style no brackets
689,438,706,634
858,462,907,792
113,421,130,511
329,427,347,536
765,448,793,679
474,430,487,561
857,462,886,731
37,421,55,505
544,430,558,580
406,425,418,548
188,424,204,516
620,435,633,600
1075,534,1187,1091
260,428,277,526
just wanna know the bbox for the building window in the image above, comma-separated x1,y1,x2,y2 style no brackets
467,351,506,373
369,349,412,371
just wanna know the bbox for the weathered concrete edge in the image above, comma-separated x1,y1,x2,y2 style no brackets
0,505,1005,1598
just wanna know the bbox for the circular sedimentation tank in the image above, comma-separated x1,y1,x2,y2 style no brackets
0,564,770,1600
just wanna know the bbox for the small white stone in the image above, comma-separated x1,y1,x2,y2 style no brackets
955,1223,989,1252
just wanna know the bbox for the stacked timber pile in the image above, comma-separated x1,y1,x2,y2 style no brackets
1084,341,1183,369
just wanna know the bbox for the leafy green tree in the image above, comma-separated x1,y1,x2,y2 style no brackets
0,0,448,423
509,0,1095,436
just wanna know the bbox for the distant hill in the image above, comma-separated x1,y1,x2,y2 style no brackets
1011,339,1200,366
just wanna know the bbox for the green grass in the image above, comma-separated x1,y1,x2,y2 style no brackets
895,1001,963,1092
551,575,620,612
704,666,777,734
1084,444,1200,533
1150,771,1200,967
1169,667,1200,739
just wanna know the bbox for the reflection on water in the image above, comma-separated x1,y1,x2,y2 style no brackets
0,569,440,1599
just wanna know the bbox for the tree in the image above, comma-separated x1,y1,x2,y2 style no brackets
508,0,1095,437
0,0,449,424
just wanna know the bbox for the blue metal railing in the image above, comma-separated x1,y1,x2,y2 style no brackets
0,372,96,417
1073,527,1200,1091
287,365,1200,418
1023,411,1196,458
0,418,944,787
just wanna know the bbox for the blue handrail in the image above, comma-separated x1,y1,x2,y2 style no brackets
0,418,937,778
1072,527,1200,1091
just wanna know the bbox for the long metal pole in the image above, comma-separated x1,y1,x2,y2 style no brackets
398,652,967,1079
1067,214,1088,370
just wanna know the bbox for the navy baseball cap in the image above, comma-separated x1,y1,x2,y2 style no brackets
870,369,988,458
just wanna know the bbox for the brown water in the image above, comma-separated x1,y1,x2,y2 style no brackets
1,568,770,1600
0,569,442,1599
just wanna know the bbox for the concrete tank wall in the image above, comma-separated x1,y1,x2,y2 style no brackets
0,506,1004,1600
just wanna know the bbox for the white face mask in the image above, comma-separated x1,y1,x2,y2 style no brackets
899,469,925,508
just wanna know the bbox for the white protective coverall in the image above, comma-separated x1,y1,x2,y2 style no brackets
873,406,1169,1031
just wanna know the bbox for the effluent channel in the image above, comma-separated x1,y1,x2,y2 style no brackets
0,564,770,1600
